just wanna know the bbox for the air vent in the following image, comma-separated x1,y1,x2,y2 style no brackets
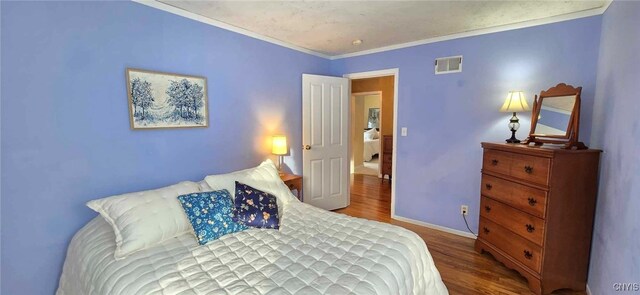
435,55,463,74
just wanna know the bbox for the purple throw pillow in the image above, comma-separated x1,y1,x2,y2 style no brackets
233,181,280,229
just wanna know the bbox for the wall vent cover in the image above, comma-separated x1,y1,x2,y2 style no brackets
435,55,463,74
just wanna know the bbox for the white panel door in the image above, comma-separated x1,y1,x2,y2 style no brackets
302,74,350,210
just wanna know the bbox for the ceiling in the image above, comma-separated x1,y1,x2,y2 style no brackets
157,0,607,57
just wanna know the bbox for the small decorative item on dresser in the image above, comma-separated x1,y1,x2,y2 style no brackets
271,135,288,173
279,173,303,201
476,142,601,295
499,91,530,143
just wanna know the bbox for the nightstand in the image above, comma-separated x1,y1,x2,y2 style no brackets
280,173,303,201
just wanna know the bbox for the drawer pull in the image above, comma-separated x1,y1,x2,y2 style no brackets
525,224,535,233
485,183,493,190
524,165,534,174
524,250,533,260
527,197,538,206
483,227,490,234
484,206,492,212
491,159,499,166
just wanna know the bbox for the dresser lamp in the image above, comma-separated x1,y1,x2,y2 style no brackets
500,91,530,143
271,135,288,173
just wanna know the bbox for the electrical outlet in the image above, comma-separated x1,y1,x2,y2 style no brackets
461,205,469,216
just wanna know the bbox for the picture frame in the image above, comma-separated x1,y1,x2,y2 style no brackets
126,68,209,130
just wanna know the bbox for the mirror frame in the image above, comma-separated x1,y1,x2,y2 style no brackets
524,83,587,149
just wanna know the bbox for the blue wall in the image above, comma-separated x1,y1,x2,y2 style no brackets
0,2,329,294
331,16,602,233
588,1,640,293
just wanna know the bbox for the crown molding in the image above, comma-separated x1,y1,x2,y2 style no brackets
131,0,331,59
133,0,610,61
601,0,614,14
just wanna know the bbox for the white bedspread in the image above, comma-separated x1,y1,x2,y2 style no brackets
363,138,380,162
57,201,447,295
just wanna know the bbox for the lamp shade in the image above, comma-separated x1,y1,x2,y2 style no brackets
271,135,288,155
500,91,530,113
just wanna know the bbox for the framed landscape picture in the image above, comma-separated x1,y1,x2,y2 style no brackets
126,68,208,129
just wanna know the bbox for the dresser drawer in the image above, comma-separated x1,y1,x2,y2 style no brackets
483,150,512,176
479,217,542,273
510,153,551,186
480,196,545,246
481,174,547,218
383,136,393,153
484,149,551,186
381,164,392,175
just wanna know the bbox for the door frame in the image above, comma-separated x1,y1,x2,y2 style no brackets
343,68,399,217
351,91,383,176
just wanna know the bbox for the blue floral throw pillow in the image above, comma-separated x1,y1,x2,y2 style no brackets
177,190,248,245
233,181,280,229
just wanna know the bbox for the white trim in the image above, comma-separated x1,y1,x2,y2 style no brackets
586,284,592,295
351,91,382,97
601,0,614,14
392,214,478,239
131,0,330,59
344,69,399,80
331,5,610,60
344,68,399,217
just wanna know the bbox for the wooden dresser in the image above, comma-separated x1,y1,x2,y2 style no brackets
475,142,600,295
381,135,393,181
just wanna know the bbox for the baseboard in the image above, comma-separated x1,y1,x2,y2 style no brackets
392,214,477,239
586,284,592,295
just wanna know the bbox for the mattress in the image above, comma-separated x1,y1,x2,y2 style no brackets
57,201,448,295
363,138,380,162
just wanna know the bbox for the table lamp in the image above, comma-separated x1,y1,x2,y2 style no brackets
271,135,287,173
500,91,530,143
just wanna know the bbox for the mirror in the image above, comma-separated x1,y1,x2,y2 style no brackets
533,95,576,136
367,108,380,129
525,83,587,149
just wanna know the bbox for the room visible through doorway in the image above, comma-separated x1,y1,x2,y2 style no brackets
352,92,382,177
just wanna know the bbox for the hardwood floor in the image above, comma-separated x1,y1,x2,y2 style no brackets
335,174,586,295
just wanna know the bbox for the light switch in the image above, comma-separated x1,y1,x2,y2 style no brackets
401,127,408,136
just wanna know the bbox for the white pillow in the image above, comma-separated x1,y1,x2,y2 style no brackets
87,181,201,260
197,180,212,191
364,128,377,140
204,159,298,216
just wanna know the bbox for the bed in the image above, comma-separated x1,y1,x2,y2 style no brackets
57,161,448,295
363,129,381,162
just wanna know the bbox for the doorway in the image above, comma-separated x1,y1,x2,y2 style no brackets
344,69,398,217
351,91,382,177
